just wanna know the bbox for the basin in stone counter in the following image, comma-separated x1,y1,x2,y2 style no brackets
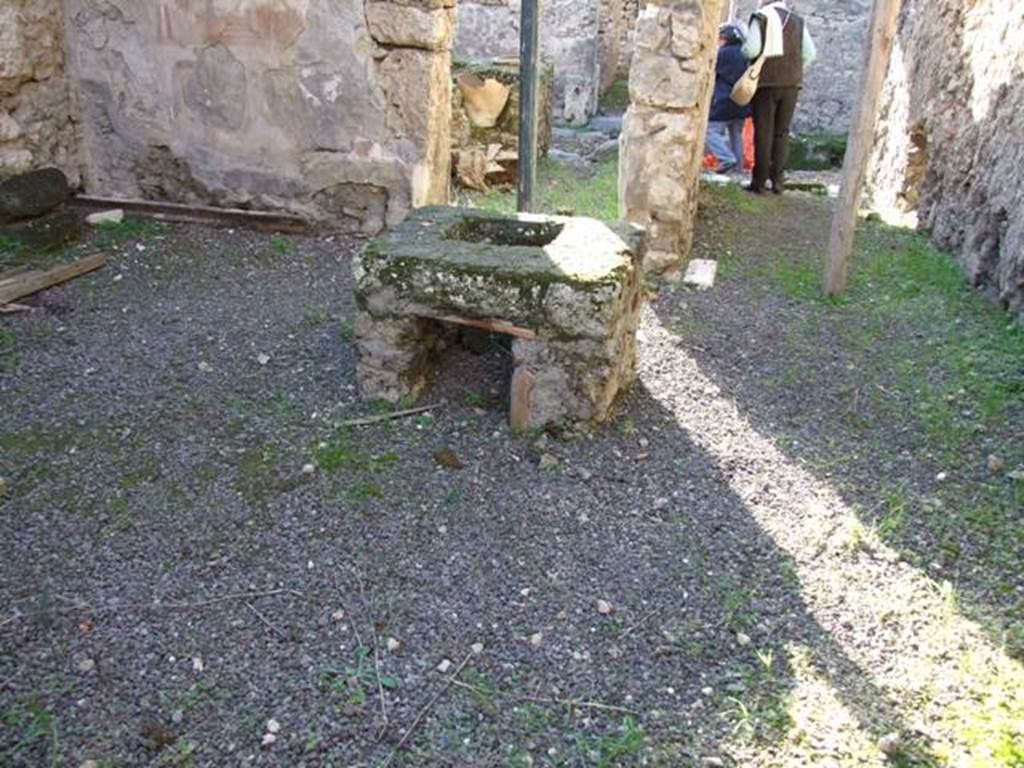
352,206,645,430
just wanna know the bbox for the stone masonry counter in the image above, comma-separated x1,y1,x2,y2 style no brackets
353,206,645,429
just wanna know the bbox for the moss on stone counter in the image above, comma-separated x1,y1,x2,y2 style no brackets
360,206,636,288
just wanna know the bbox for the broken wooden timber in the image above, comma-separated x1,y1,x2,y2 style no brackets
434,314,538,340
0,253,108,306
69,196,309,234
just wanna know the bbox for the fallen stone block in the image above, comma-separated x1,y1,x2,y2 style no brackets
0,168,69,225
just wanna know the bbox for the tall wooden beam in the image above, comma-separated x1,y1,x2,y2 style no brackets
824,0,902,295
517,0,541,212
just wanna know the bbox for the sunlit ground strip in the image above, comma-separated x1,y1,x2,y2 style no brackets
641,310,1024,766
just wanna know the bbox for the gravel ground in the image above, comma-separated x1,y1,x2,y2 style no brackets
1,202,1021,767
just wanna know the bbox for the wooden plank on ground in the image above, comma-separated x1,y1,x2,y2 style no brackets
824,0,902,295
70,196,309,234
0,265,34,285
0,254,108,306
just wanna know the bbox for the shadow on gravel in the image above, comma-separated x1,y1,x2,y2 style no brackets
679,191,1023,663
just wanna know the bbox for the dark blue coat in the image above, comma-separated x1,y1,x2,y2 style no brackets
709,42,753,122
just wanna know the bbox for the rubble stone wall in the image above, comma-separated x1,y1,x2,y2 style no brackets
0,0,79,183
64,0,455,233
454,0,606,123
619,0,724,274
866,0,1024,318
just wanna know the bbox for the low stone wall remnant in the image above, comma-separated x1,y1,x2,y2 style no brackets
63,0,455,234
353,206,646,430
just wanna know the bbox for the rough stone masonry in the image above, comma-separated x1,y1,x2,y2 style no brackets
619,0,724,275
59,0,456,234
867,0,1024,319
353,206,646,429
0,0,79,183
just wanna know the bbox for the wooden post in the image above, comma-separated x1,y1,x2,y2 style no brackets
824,0,902,295
517,0,541,212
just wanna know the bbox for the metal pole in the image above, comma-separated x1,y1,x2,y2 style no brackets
517,0,541,212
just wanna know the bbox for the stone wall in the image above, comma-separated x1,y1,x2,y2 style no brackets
454,0,605,123
866,0,1024,319
0,0,79,183
64,0,455,234
619,0,724,275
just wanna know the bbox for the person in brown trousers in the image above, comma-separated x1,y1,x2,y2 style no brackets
741,1,817,194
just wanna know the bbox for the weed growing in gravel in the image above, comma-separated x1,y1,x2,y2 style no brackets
338,317,355,341
569,716,646,767
269,235,295,256
318,646,398,717
0,328,18,373
1,696,60,767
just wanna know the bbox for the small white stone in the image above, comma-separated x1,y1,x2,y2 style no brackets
736,633,751,647
596,599,613,615
386,637,401,652
437,659,453,674
261,733,277,747
331,609,345,622
471,642,484,655
529,632,543,647
539,454,558,471
77,658,96,674
197,361,212,372
86,209,124,226
935,471,948,482
701,686,714,696
192,656,204,672
302,463,316,475
257,354,271,366
266,719,281,734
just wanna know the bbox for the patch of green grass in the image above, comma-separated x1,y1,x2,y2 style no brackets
703,181,771,216
0,233,22,255
0,327,18,373
570,716,646,767
318,645,398,716
459,155,620,222
598,78,631,114
92,218,169,247
719,649,794,745
2,697,60,767
269,235,295,256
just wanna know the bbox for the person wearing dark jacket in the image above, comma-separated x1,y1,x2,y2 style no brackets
705,24,752,174
742,0,816,193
